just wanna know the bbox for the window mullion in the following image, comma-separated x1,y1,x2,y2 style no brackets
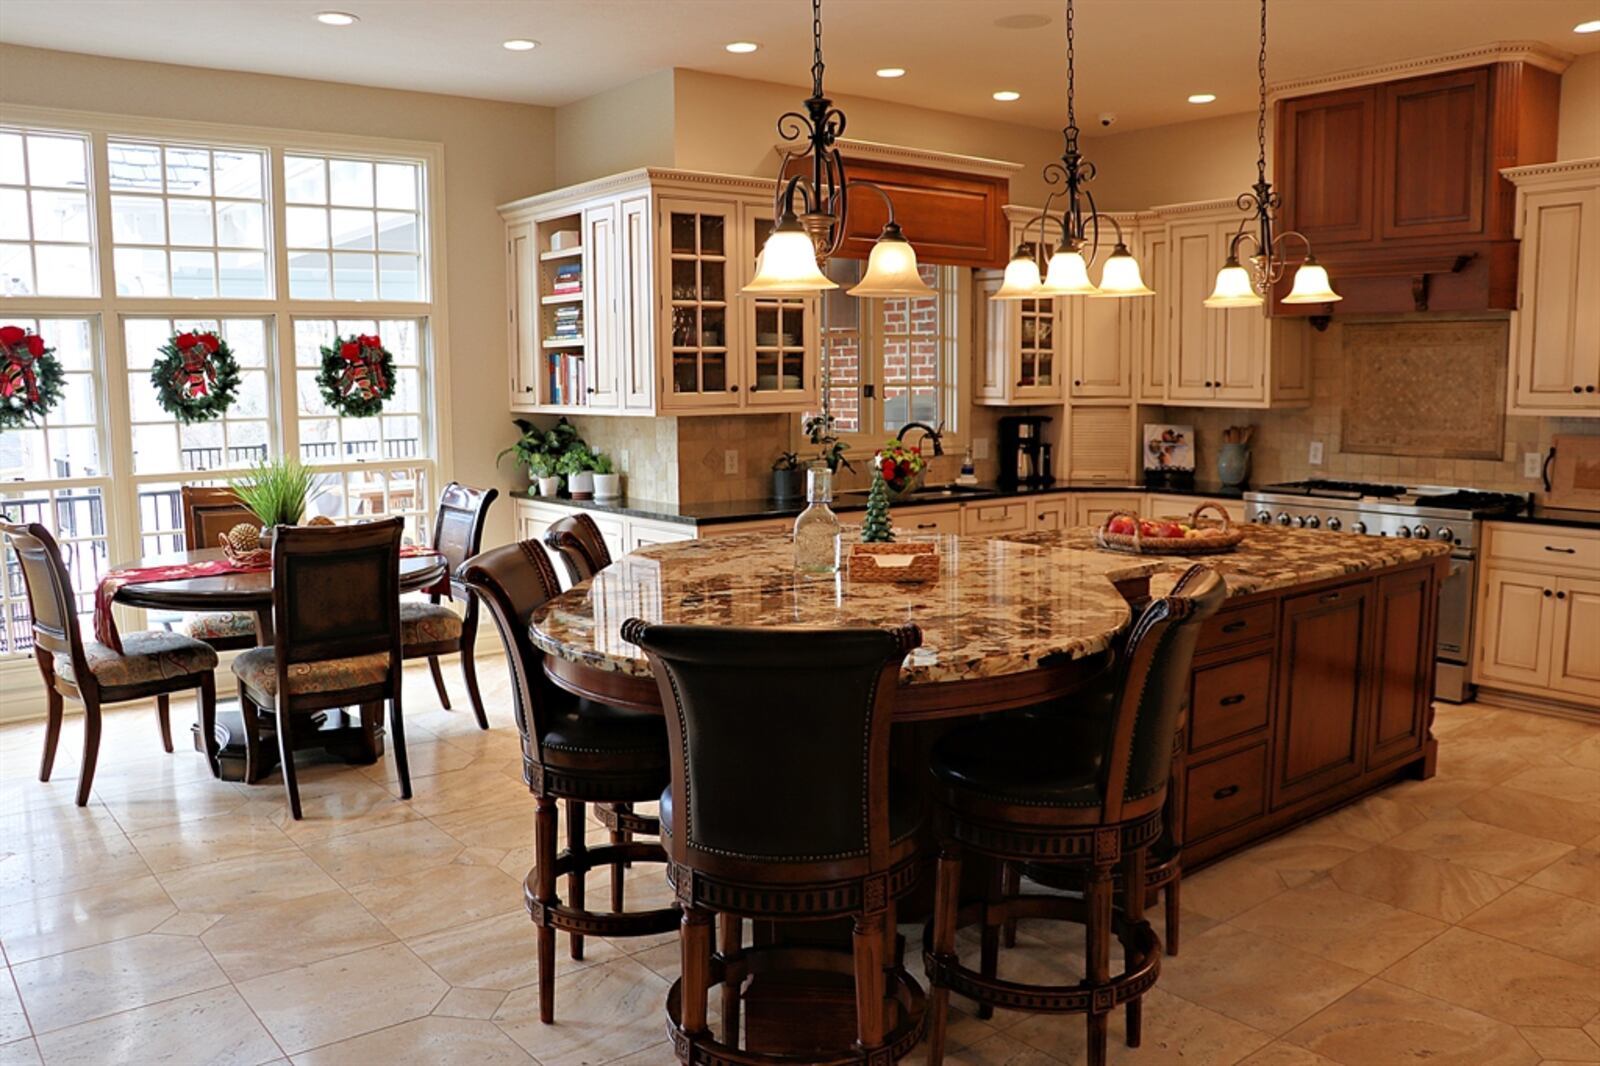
269,149,299,465
88,131,139,575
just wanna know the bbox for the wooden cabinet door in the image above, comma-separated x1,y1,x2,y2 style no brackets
973,272,1011,403
1013,297,1064,401
1071,493,1135,530
1551,576,1600,702
1368,567,1434,768
1514,187,1600,411
1474,566,1556,689
1278,86,1378,246
620,196,655,412
1272,581,1371,809
1070,295,1133,398
1137,227,1169,401
583,201,621,410
506,220,538,407
658,197,742,411
1031,497,1069,533
1168,222,1217,402
1379,69,1490,241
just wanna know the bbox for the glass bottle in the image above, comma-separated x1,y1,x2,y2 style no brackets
794,465,842,574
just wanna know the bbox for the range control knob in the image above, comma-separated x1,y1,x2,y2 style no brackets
1326,516,1342,531
1305,515,1321,529
1436,526,1454,544
1352,521,1368,535
1413,525,1430,540
1276,512,1293,527
1397,525,1412,538
1295,515,1309,528
1254,510,1273,524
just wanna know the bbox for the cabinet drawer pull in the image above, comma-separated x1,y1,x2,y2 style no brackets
1220,620,1247,633
915,522,938,530
1219,693,1246,706
1319,591,1341,603
1544,588,1553,597
1212,784,1240,800
1557,590,1567,600
1544,545,1577,554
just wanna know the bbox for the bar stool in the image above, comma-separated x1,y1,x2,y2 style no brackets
544,512,611,586
623,619,927,1065
922,566,1224,1066
462,541,678,1024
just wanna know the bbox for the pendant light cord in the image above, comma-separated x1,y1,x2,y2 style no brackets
811,0,826,99
1255,0,1268,185
1065,0,1077,137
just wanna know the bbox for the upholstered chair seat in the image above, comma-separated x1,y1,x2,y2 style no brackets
930,712,1109,814
540,696,669,764
55,631,219,690
399,601,463,646
233,647,390,698
180,611,257,643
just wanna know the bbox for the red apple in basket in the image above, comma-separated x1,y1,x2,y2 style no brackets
1108,515,1135,535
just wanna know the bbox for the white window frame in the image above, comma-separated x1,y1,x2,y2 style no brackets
0,105,454,718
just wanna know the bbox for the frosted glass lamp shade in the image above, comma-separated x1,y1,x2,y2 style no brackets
1281,257,1342,304
1203,257,1264,308
1037,246,1099,296
847,224,934,297
1093,243,1154,297
992,247,1042,300
742,218,838,294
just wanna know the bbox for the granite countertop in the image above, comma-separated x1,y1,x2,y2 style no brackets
529,524,1449,686
509,479,1247,527
1488,505,1600,532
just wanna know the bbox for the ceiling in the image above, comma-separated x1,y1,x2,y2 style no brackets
2,0,1596,132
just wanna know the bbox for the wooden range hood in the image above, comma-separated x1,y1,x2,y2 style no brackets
1271,43,1570,317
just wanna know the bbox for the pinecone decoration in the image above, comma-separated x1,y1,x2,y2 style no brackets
222,522,260,552
860,470,894,543
307,515,335,527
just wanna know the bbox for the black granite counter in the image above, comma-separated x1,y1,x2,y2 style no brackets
1488,506,1600,532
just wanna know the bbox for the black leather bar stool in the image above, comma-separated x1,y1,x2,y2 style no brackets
463,541,678,1024
922,566,1224,1066
623,619,927,1065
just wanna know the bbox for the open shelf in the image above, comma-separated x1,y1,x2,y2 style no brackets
541,293,584,305
543,338,587,349
540,246,583,261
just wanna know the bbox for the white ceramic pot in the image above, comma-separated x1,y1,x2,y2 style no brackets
593,472,622,499
537,475,561,497
568,471,595,499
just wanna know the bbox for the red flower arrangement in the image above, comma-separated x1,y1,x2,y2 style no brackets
873,439,928,499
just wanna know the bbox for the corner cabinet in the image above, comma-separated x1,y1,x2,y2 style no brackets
1504,159,1600,417
1474,522,1600,707
500,169,821,417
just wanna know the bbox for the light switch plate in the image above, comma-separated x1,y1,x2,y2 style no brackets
620,449,631,472
973,437,990,461
1523,451,1543,478
723,450,739,476
1308,441,1325,466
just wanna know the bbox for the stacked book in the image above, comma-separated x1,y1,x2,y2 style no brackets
551,304,582,342
548,352,588,406
551,262,582,295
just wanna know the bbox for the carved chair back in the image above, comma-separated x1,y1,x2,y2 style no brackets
269,519,403,681
179,486,257,552
0,521,87,681
430,482,498,599
544,513,612,585
460,540,565,757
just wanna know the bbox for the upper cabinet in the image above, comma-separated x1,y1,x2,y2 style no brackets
1505,159,1600,417
1273,53,1563,316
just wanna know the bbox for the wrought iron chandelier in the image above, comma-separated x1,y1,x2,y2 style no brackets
994,0,1152,301
741,0,932,298
1205,0,1341,309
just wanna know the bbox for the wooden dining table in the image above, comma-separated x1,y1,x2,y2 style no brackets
110,545,449,781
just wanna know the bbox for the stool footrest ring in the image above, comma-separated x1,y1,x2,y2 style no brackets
523,843,679,938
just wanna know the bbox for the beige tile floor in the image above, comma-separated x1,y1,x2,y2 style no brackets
0,658,1596,1066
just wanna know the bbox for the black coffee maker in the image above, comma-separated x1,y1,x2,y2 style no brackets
998,415,1053,487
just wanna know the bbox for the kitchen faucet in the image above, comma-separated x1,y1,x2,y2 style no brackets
896,421,944,457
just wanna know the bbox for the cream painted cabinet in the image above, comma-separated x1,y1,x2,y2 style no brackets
583,201,623,410
1474,522,1600,707
1068,293,1135,399
1476,567,1559,690
1506,160,1600,416
974,275,1065,405
620,195,655,412
1032,497,1069,532
1137,224,1169,402
1072,493,1137,529
506,220,539,408
741,204,822,410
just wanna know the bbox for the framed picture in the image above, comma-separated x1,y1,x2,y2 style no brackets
1143,423,1195,472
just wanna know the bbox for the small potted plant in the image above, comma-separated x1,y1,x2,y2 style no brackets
558,443,597,499
592,452,622,499
499,418,577,496
802,412,854,475
771,451,803,502
229,457,315,549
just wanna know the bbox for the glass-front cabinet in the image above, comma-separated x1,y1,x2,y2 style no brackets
660,198,736,409
743,207,820,408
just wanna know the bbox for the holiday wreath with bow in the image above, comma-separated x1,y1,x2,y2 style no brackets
317,333,395,417
0,325,64,430
151,330,241,423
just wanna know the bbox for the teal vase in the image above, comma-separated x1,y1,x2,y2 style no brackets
1217,443,1250,488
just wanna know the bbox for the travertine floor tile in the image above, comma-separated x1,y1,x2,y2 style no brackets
1328,844,1516,923
1503,766,1600,807
0,971,28,1045
405,907,624,991
1237,1043,1343,1065
1230,827,1371,888
430,987,507,1020
1178,858,1288,921
1006,986,1271,1064
1458,786,1600,847
1387,813,1575,880
151,910,224,936
1313,793,1428,844
1380,927,1600,1027
32,985,278,1066
1284,978,1537,1066
382,765,525,818
426,799,534,852
349,863,521,940
126,813,298,871
290,1015,535,1065
1518,1026,1600,1062
1231,876,1447,974
1460,885,1600,968
494,956,670,1066
299,819,463,888
9,932,228,1034
156,849,342,915
1528,848,1600,905
201,888,395,982
236,942,446,1054
0,834,151,907
0,875,175,963
929,1030,1061,1065
0,1039,41,1066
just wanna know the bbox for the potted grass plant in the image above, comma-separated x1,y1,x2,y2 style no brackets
229,457,315,549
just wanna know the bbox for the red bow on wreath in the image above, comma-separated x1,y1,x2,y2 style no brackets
0,327,45,405
337,335,388,401
170,332,221,399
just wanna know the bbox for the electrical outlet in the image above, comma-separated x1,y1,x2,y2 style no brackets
1523,451,1543,479
620,449,631,472
723,449,739,476
1308,441,1325,466
972,437,990,461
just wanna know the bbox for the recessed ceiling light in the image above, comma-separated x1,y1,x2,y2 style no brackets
1576,19,1600,32
1188,93,1217,104
992,90,1021,102
725,41,759,53
877,67,907,79
503,38,539,51
315,11,357,25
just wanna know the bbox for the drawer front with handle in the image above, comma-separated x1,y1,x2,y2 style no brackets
898,506,962,536
1197,601,1275,654
1485,524,1600,574
960,501,1031,535
1185,743,1268,842
1189,651,1273,752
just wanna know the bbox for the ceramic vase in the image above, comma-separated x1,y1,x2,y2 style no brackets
594,473,622,499
1218,443,1251,488
537,475,562,497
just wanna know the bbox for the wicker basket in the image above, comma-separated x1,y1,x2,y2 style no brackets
219,533,271,570
848,541,940,583
1093,501,1243,555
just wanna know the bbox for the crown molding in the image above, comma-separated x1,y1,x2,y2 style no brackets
499,167,776,217
1148,197,1243,220
772,137,1025,179
1502,157,1600,186
1268,41,1574,100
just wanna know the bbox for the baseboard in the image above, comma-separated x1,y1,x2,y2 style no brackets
1475,686,1599,723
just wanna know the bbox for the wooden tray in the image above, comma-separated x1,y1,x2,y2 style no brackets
848,542,940,583
1094,502,1243,555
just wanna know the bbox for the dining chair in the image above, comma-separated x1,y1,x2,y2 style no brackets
623,618,927,1064
401,482,498,728
1,521,219,806
462,540,678,1025
178,485,260,650
543,512,611,587
231,517,408,819
920,565,1225,1066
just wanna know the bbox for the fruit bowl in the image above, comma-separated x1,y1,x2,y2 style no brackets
1093,502,1243,555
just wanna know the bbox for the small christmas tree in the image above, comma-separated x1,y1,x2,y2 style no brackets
860,470,894,543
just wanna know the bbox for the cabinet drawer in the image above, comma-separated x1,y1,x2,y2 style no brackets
960,501,1031,535
1185,743,1268,843
1197,601,1275,653
1485,524,1600,573
1032,498,1069,533
1189,652,1273,752
699,518,793,538
897,506,962,536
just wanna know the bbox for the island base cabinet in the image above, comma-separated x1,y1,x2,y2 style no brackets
1271,582,1372,810
1367,568,1435,768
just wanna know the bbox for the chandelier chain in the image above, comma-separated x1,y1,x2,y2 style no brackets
811,0,826,98
1255,0,1268,183
1065,0,1077,134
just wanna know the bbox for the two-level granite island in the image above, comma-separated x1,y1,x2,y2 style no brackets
530,524,1450,867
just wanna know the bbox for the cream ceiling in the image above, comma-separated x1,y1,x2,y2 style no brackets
1,0,1595,132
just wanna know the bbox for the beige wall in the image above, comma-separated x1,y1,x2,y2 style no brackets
1559,52,1600,160
0,43,556,545
1078,112,1260,212
553,70,675,186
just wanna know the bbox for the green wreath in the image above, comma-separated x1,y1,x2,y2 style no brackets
317,333,395,418
151,330,241,424
0,325,65,430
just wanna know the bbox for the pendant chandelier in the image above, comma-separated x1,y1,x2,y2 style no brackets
994,0,1152,301
1205,0,1341,309
742,0,933,298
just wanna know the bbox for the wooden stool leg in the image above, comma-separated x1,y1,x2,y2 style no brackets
38,665,63,782
533,794,558,1024
925,842,964,1066
718,913,742,1046
1165,873,1181,956
853,910,887,1049
609,803,630,913
977,859,1004,1020
680,906,713,1038
1001,861,1021,948
74,696,102,807
1122,847,1148,1048
565,799,587,960
156,693,173,753
426,655,451,710
1084,862,1113,1066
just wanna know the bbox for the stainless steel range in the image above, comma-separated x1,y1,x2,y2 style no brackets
1243,480,1531,703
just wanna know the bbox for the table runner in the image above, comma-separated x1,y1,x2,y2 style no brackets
95,544,445,653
